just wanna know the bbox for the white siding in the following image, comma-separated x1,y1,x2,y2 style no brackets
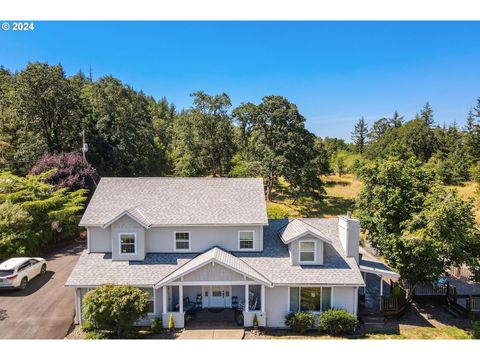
111,215,145,261
265,286,289,327
145,226,262,253
288,235,324,265
88,227,111,252
331,286,356,314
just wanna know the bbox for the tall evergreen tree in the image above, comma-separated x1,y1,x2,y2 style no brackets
389,111,404,128
351,117,368,154
420,101,434,127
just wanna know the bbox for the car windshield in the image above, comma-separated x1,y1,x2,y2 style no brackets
0,270,14,277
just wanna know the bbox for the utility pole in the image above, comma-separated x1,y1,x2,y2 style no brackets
81,130,88,163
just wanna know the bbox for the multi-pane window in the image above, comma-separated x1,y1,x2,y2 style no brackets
299,241,315,262
175,232,190,250
289,287,332,312
141,287,155,314
120,234,136,254
239,231,254,250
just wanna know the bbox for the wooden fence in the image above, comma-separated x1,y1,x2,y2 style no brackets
466,296,480,320
381,286,407,317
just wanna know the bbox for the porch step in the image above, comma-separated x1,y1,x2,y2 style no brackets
443,305,466,319
361,314,385,325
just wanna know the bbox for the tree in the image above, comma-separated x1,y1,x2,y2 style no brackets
464,109,480,166
82,285,149,337
368,117,391,141
389,111,404,128
172,92,235,177
30,152,99,196
234,96,328,201
82,76,159,176
420,101,434,127
390,185,480,299
0,63,83,173
357,158,480,299
332,151,348,177
356,158,434,251
351,117,368,154
0,171,86,258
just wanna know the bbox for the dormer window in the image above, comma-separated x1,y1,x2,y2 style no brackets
175,232,190,251
119,233,136,254
238,231,255,250
299,240,316,263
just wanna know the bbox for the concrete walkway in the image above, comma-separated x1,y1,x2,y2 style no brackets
178,328,245,339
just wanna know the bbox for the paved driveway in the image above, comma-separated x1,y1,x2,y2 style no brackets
178,328,245,339
0,239,84,339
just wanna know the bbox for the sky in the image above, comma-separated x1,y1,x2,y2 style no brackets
1,21,480,140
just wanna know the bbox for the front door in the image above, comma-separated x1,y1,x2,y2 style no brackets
202,286,232,308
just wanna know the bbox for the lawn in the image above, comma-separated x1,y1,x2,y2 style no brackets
268,174,480,226
267,174,361,218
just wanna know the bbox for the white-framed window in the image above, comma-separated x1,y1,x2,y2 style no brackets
238,231,255,250
174,231,190,251
289,287,332,313
119,233,136,254
299,240,316,263
140,287,155,314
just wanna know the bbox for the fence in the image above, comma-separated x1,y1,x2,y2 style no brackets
381,286,407,317
466,296,480,320
413,283,449,296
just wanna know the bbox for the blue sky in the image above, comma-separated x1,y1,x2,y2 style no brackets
1,21,480,140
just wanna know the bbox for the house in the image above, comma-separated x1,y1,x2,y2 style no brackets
65,177,397,328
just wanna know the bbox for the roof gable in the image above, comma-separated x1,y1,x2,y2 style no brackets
278,219,333,244
154,247,272,287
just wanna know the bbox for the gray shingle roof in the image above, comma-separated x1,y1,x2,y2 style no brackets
278,218,332,244
79,177,268,227
66,219,365,287
156,247,272,287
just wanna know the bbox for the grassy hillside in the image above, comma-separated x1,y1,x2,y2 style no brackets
267,174,361,218
268,174,480,226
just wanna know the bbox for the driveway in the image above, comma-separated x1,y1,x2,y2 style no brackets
0,239,84,339
178,328,245,339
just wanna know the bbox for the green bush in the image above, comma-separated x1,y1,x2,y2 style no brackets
151,318,162,334
267,203,289,219
317,309,358,336
83,285,149,338
284,312,314,334
85,331,108,340
472,321,480,339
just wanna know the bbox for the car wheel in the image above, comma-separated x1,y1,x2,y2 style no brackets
18,277,28,290
40,264,47,275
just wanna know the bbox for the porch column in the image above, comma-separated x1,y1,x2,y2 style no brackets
245,284,249,312
179,285,184,313
162,286,167,313
380,275,383,297
261,284,266,313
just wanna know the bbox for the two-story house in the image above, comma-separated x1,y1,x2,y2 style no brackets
65,177,392,328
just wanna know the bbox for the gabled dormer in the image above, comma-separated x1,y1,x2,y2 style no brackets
278,219,332,265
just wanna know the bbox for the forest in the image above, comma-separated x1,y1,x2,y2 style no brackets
1,62,480,287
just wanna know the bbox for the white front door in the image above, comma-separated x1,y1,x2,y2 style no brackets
202,286,232,308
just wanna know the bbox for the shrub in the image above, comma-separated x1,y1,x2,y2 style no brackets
82,285,149,338
267,203,289,219
85,331,108,340
317,309,358,336
151,318,162,334
472,321,480,339
284,312,314,334
168,313,175,329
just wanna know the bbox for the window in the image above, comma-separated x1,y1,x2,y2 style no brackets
120,233,136,254
18,261,30,272
289,287,332,312
239,231,254,250
175,232,190,251
141,288,155,314
299,241,316,263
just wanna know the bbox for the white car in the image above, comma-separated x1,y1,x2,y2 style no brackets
0,257,47,290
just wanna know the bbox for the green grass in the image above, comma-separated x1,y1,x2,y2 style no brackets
363,326,473,340
267,174,361,218
451,182,480,225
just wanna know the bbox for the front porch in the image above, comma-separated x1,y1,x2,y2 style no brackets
159,283,267,328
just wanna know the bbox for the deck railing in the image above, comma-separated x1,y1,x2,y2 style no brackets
381,286,407,316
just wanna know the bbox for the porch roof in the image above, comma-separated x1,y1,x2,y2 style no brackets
154,247,272,288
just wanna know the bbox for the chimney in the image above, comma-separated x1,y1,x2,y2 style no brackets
338,213,360,263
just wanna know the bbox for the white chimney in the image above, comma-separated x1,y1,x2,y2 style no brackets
338,213,360,263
